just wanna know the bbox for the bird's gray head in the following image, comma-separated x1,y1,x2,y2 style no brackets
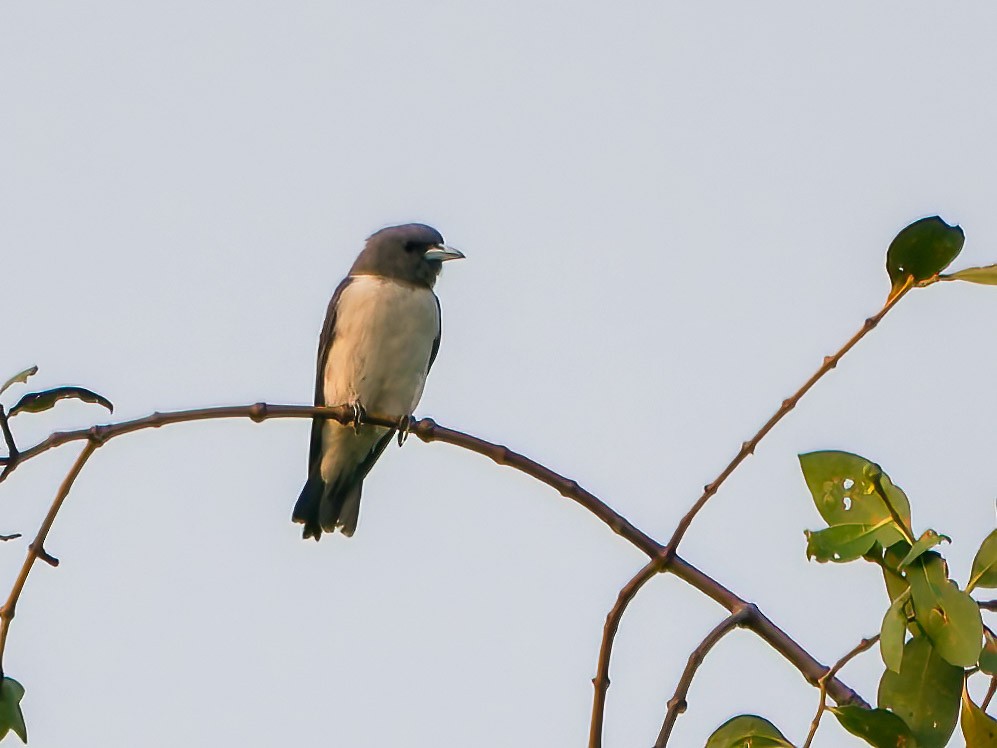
350,223,465,288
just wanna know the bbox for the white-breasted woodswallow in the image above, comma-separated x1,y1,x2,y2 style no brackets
292,223,464,539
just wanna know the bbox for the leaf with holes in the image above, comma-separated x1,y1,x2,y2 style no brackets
0,367,38,398
830,705,916,748
886,216,964,296
0,678,27,743
881,590,910,673
879,637,961,748
981,629,997,675
704,715,794,748
908,553,983,667
945,264,997,286
8,386,113,418
799,452,911,547
898,530,950,568
961,681,997,745
968,529,997,593
806,520,894,563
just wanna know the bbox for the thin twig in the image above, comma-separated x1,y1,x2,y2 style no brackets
801,634,879,748
665,277,914,559
0,406,17,482
0,440,97,677
983,675,997,711
0,404,865,721
655,605,753,747
978,600,997,612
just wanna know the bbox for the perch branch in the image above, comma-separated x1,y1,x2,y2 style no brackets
1,404,864,729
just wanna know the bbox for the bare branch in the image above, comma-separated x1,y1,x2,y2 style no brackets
655,605,753,747
984,675,997,711
665,277,914,558
801,634,879,748
0,440,98,677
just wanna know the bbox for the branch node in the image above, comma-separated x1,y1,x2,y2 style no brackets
822,355,837,368
413,417,437,441
87,426,108,445
864,316,878,330
740,440,755,455
29,543,59,568
666,697,687,715
249,402,268,423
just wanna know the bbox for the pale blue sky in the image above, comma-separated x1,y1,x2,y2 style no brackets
2,2,996,746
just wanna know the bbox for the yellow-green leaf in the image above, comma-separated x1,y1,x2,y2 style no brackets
0,367,38,398
886,216,965,295
969,530,997,593
881,590,911,673
981,629,997,676
945,264,997,286
806,520,894,563
899,530,950,568
799,451,911,546
908,553,983,667
0,677,27,743
960,680,997,746
879,637,962,748
705,715,794,748
830,705,917,747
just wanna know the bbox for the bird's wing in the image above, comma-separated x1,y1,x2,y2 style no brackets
308,276,354,474
427,293,442,373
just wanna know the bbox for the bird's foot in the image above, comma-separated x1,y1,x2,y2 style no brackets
350,401,367,435
397,415,414,446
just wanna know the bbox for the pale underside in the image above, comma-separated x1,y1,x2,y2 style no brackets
319,274,440,487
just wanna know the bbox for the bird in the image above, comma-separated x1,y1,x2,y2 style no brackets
292,223,465,540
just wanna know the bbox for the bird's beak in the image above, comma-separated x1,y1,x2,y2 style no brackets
424,244,465,262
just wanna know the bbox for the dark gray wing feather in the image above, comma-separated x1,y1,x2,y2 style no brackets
308,276,353,473
427,294,442,373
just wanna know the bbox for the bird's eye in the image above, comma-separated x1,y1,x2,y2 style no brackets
404,241,421,253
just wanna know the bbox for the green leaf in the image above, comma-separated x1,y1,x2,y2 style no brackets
879,637,962,748
908,553,983,667
968,530,997,592
945,264,997,286
899,530,950,568
961,681,997,746
0,677,27,743
0,367,38,398
881,590,911,673
883,541,913,604
886,216,965,293
806,520,893,563
8,386,113,418
799,451,911,547
704,714,794,748
980,629,997,675
830,705,917,747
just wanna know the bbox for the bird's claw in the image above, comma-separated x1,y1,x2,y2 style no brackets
397,415,414,446
351,401,366,435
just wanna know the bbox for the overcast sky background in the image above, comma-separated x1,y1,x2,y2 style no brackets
1,2,996,747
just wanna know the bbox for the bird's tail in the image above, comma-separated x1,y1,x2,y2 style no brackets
292,471,364,541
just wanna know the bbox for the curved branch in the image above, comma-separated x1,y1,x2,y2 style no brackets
1,403,865,730
655,605,753,747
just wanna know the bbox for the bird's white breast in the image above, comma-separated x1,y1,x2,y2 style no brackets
323,274,440,416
